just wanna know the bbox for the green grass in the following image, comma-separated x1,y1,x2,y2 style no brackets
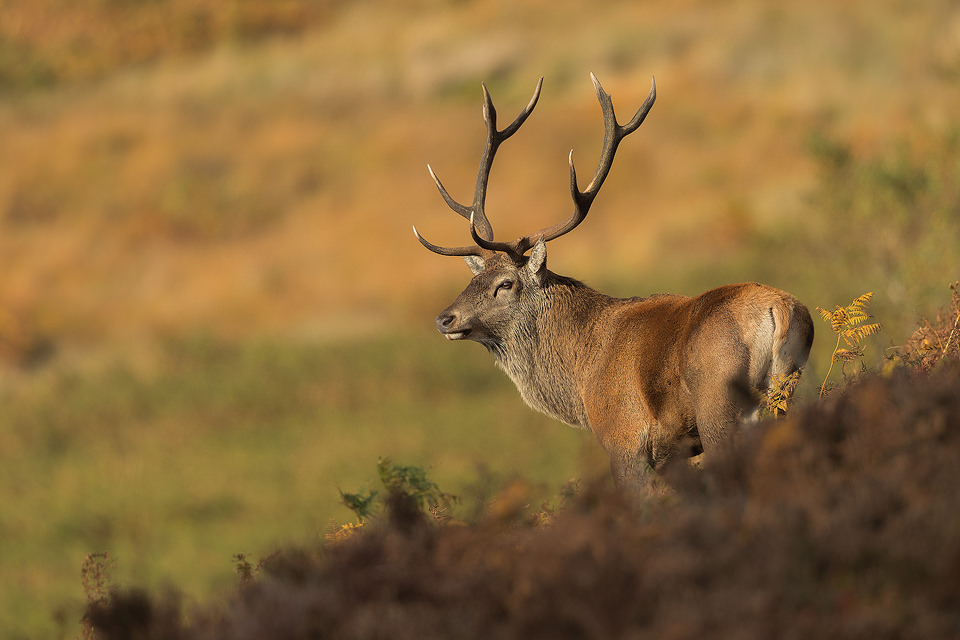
0,332,595,639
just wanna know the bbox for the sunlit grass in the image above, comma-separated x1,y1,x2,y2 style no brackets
3,0,958,364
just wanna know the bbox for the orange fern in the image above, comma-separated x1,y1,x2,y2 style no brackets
816,292,882,398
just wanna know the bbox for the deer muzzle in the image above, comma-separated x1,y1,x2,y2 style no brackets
436,310,471,340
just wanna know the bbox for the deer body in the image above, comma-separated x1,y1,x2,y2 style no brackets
436,252,812,484
416,75,814,486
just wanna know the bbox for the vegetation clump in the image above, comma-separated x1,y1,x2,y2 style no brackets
899,281,960,372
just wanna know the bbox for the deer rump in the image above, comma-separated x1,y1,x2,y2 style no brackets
567,284,812,480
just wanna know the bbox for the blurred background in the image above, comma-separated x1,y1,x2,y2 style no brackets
2,0,959,636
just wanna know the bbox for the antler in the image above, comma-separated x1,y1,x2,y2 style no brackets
413,78,543,258
521,74,656,247
414,74,655,263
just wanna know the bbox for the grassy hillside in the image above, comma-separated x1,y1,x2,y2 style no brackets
2,0,960,637
2,0,959,367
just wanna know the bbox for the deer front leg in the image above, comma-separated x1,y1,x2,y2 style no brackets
584,390,660,488
605,446,656,488
593,417,659,489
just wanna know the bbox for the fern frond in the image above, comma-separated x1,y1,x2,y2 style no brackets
848,291,874,312
845,309,869,325
853,322,882,341
817,305,854,333
325,521,365,545
831,309,851,333
818,291,881,399
833,348,864,362
761,370,802,418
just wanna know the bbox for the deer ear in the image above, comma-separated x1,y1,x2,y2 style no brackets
463,255,485,275
527,238,547,281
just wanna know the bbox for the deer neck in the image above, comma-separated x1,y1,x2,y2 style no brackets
491,273,611,430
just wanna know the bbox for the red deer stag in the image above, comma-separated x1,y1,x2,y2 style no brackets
413,75,814,486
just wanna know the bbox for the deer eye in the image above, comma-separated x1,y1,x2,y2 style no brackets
494,280,514,296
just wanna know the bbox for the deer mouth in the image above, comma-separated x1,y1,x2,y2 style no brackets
443,330,470,340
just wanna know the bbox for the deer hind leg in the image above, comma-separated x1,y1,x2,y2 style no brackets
689,340,756,455
693,381,750,453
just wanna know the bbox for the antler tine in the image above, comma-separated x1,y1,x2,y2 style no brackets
424,78,544,243
496,76,544,138
530,74,656,245
412,225,489,258
427,164,471,219
471,77,543,241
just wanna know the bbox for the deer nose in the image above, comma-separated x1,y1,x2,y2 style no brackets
436,312,457,333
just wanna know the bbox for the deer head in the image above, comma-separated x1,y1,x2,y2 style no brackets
414,74,656,348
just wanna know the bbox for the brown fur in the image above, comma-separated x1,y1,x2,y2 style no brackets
437,252,814,486
420,75,813,486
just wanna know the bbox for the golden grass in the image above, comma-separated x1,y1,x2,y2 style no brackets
2,0,959,369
